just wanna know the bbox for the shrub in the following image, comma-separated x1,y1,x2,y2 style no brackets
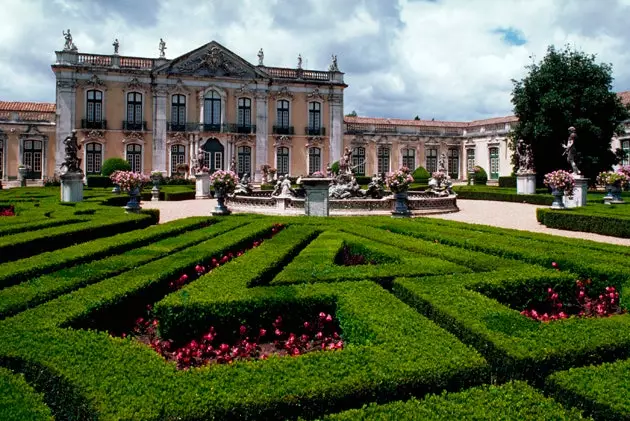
412,166,431,183
471,166,487,185
354,176,371,185
537,208,630,238
454,187,553,205
163,190,195,201
87,175,112,188
331,160,339,175
0,367,54,421
498,176,517,188
101,158,131,177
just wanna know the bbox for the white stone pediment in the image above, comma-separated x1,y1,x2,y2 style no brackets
155,41,266,79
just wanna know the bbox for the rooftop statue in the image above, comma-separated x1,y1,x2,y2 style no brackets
257,48,264,66
159,38,167,58
112,38,119,55
62,29,77,51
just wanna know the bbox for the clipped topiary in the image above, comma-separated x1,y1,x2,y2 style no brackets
101,158,131,177
472,166,488,185
331,161,339,175
412,166,430,183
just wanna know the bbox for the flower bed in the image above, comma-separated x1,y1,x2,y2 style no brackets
0,205,15,216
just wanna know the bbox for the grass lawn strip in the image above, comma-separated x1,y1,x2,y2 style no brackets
0,218,249,318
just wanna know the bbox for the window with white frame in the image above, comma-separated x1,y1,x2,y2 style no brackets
238,98,252,127
203,91,222,128
277,100,290,128
237,146,251,177
308,147,321,174
277,147,290,175
447,148,459,179
23,139,43,178
489,147,500,179
126,144,142,173
426,148,438,173
171,95,186,129
308,102,321,133
377,146,390,174
402,148,415,170
85,142,103,174
623,140,630,166
352,147,366,176
126,92,143,124
86,90,103,124
170,145,186,175
466,148,475,173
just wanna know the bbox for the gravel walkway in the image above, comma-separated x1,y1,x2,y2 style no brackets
143,199,630,246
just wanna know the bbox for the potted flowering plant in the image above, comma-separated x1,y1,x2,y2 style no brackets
209,170,239,215
597,171,629,203
543,170,574,209
109,170,151,212
310,171,326,178
431,171,449,187
386,166,414,217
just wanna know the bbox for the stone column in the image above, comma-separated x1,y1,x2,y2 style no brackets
329,92,343,163
152,85,168,173
254,91,269,182
55,79,76,174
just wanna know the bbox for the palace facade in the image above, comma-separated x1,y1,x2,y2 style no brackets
0,39,628,183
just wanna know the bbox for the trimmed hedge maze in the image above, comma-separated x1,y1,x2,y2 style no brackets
2,214,630,420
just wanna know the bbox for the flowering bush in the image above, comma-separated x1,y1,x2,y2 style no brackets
543,170,574,194
431,171,449,184
0,205,15,217
520,279,625,322
597,171,630,187
109,171,150,192
310,171,326,178
386,166,414,193
209,170,239,193
618,165,630,178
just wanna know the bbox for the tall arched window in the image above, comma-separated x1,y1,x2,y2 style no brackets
489,147,499,179
352,147,366,176
308,102,321,135
125,92,143,130
622,140,630,166
277,147,290,175
237,146,252,177
426,148,438,173
308,147,321,174
85,142,103,175
201,138,224,172
447,148,459,179
86,90,103,129
275,100,291,134
237,98,252,132
402,148,415,170
126,144,142,173
203,91,222,132
377,147,390,174
170,94,186,131
170,145,186,175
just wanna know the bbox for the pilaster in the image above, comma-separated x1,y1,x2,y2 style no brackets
55,79,77,174
254,91,269,182
152,85,168,173
329,92,344,163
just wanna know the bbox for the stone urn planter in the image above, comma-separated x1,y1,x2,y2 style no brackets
608,183,624,204
212,187,231,216
151,173,161,202
124,187,142,213
301,177,333,217
550,188,566,210
17,166,28,187
112,185,121,194
391,190,411,217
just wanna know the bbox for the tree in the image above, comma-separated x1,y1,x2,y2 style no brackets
345,110,358,117
510,45,630,183
414,115,420,120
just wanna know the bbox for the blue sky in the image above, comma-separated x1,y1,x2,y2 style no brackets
1,0,629,121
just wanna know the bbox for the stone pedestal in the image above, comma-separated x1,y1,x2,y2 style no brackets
572,176,589,207
212,188,231,216
195,173,210,199
18,168,28,187
391,191,411,218
60,172,84,203
301,177,333,217
516,173,536,195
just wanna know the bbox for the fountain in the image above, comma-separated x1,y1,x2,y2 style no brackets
227,148,458,216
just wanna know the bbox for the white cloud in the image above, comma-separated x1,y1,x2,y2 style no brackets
0,0,628,122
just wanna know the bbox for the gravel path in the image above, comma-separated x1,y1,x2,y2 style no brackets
143,199,630,246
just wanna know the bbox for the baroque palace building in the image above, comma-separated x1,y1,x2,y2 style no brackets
0,38,629,183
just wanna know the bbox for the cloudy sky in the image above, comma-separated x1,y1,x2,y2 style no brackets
1,0,629,121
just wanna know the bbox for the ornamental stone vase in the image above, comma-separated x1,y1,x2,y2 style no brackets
301,177,333,217
391,190,411,218
112,185,121,194
550,188,566,210
603,184,614,204
516,173,536,195
18,167,28,187
212,187,232,216
124,187,142,213
610,183,624,204
151,175,160,202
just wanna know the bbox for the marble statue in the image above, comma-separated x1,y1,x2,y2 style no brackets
113,38,119,55
234,173,253,195
326,162,333,177
159,38,167,58
192,148,206,173
62,29,77,51
272,175,283,196
60,130,82,174
257,48,264,66
297,54,303,69
329,54,339,72
339,147,352,175
366,173,385,199
438,152,447,173
230,156,237,173
562,126,581,174
516,139,535,174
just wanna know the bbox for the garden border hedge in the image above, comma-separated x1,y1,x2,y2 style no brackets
453,187,553,205
537,207,630,238
0,367,53,421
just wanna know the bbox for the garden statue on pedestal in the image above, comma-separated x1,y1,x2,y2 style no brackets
562,127,581,175
272,174,296,198
328,148,368,199
366,173,386,199
233,173,253,196
151,171,161,201
59,130,84,203
516,139,536,195
427,170,454,197
230,156,237,173
261,164,271,184
193,148,210,199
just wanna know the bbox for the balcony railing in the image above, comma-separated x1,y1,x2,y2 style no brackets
227,123,256,134
305,127,326,136
122,121,147,131
81,119,107,130
272,125,295,135
167,122,199,132
201,123,222,133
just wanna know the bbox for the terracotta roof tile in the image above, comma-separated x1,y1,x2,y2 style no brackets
619,91,630,106
0,101,55,113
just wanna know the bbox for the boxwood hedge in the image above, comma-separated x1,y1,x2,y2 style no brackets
0,367,53,421
537,207,630,238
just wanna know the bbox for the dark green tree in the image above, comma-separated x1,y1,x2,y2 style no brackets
345,110,358,117
414,115,420,120
510,45,630,183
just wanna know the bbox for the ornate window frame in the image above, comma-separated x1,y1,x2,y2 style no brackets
200,85,227,128
125,142,144,173
84,88,106,124
18,126,48,180
0,130,6,180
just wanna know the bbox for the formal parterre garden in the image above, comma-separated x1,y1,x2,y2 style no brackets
2,188,630,420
